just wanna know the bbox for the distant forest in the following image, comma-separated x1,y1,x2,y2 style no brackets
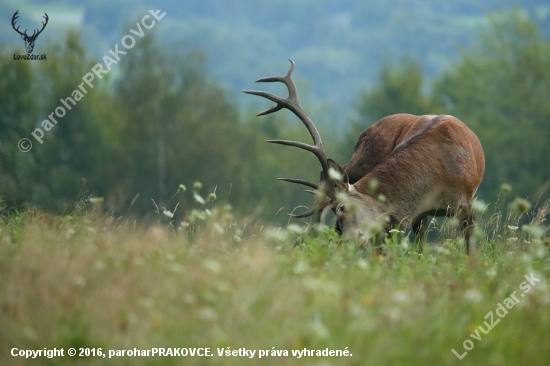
1,0,549,125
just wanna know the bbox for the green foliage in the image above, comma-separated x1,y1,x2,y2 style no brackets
110,34,250,214
432,9,550,202
0,32,118,212
0,31,329,223
0,44,38,209
356,60,435,123
348,60,437,150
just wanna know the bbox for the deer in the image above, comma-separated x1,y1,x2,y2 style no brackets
244,60,485,254
12,10,49,54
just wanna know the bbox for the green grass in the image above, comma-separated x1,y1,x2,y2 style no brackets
0,198,549,366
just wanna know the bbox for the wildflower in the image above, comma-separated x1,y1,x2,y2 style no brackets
368,178,379,192
500,183,512,194
89,196,104,204
508,197,531,214
194,193,206,205
203,259,222,274
392,290,410,303
328,167,342,181
464,289,483,303
472,199,487,214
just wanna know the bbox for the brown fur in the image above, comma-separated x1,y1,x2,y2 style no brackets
344,114,485,253
344,114,435,183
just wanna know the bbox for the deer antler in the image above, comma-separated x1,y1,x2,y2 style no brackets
244,59,336,218
11,11,26,37
11,11,48,40
33,13,49,39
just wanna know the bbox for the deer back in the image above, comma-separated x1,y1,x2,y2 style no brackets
352,114,485,226
344,114,437,183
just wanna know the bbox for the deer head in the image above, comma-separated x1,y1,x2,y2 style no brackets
12,11,49,54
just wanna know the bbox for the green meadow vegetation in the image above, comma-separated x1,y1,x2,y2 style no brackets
0,188,549,365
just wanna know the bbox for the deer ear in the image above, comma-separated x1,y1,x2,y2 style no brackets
327,159,349,191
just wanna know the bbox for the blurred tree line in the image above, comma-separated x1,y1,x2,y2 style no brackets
1,9,549,222
0,32,334,222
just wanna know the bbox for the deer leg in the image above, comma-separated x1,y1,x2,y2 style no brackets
458,203,475,254
412,214,427,253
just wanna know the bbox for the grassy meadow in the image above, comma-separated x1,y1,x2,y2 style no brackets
0,191,549,366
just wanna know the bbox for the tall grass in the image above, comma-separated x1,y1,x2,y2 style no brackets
0,193,549,365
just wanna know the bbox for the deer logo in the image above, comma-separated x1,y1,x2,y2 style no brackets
11,10,49,54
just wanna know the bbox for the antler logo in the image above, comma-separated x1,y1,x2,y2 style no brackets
11,10,49,54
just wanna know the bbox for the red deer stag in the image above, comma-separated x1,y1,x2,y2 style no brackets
244,60,485,254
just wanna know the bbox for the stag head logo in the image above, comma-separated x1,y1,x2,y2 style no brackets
11,10,49,54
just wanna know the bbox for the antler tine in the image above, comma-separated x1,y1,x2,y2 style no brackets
277,178,334,218
243,59,324,149
38,13,49,34
31,13,48,38
288,199,332,218
277,178,319,190
266,139,323,157
289,209,315,219
244,60,331,180
11,11,25,36
243,90,284,116
12,10,19,24
254,59,298,103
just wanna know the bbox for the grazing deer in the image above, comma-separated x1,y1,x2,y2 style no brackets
245,60,485,254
